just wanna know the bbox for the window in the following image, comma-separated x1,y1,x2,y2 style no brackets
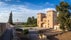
48,23,49,25
48,26,49,28
48,20,49,22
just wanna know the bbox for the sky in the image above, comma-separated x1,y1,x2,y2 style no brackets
0,0,71,22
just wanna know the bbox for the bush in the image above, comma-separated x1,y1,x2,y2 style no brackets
38,30,44,34
23,29,29,35
24,24,37,27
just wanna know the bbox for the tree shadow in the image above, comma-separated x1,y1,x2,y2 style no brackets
47,36,59,40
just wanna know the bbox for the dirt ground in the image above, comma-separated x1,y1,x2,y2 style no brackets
55,31,71,40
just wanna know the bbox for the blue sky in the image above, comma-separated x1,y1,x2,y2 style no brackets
0,0,71,22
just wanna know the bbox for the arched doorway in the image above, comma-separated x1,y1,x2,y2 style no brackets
41,23,46,28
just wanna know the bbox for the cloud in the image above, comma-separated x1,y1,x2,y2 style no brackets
3,0,20,2
23,2,55,9
0,1,55,22
45,2,54,6
43,2,55,8
4,0,12,1
0,2,8,6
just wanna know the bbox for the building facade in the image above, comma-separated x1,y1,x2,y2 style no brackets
37,10,60,30
0,23,7,33
0,23,12,36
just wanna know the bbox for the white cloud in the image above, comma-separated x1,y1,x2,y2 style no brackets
44,2,55,6
4,0,21,2
0,1,55,22
4,0,12,1
0,2,8,6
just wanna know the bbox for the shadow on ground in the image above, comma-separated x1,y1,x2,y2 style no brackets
47,36,59,40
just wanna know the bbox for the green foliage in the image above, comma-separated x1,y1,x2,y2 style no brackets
23,16,37,27
27,16,37,24
24,24,37,27
8,11,13,25
60,24,65,31
38,30,43,34
27,17,32,24
23,29,29,35
56,1,71,31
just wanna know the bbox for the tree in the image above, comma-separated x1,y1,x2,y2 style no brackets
8,11,13,25
27,16,37,24
32,16,35,24
56,1,71,31
31,16,37,24
27,17,32,24
24,16,37,27
33,18,37,26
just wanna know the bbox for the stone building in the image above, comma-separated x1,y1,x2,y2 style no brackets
0,23,7,33
37,10,61,31
0,23,11,36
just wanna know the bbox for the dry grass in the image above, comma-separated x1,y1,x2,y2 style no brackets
55,31,71,40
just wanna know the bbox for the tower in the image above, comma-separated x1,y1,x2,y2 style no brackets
46,10,57,28
37,13,46,27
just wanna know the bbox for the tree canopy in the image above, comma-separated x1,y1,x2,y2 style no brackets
8,11,13,25
56,1,71,31
24,16,37,27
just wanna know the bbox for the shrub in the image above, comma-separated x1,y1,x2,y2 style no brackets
38,30,43,34
24,24,37,27
23,29,29,35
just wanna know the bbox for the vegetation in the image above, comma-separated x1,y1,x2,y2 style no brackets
38,30,44,34
23,16,37,27
56,1,71,31
23,29,29,35
8,11,14,25
15,29,29,40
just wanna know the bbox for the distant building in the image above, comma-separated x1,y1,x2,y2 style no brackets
0,23,7,34
37,10,61,31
